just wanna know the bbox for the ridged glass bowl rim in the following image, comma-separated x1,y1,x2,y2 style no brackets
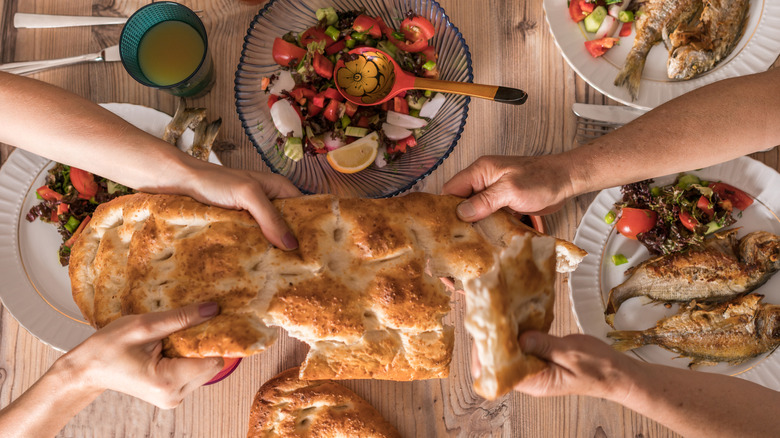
234,0,474,197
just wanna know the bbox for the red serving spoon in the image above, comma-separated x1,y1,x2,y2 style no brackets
334,47,527,106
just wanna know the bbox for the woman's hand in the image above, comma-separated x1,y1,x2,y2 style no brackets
61,302,225,409
441,155,576,222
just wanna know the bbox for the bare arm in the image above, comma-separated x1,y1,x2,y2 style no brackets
505,333,780,438
444,68,780,220
0,72,300,250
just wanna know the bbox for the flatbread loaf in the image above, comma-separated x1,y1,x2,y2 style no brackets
70,193,585,383
247,367,400,438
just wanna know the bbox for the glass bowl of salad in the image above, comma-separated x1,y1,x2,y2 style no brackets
235,0,472,197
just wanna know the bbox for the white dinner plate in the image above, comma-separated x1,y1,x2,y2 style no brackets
0,103,219,352
543,0,780,109
569,156,780,390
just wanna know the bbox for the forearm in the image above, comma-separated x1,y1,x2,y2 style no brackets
567,69,780,195
0,72,200,194
609,361,780,437
0,357,103,437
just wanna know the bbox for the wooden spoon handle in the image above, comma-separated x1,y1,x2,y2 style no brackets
413,77,527,105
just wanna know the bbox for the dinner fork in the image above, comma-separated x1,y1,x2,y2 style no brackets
574,118,624,144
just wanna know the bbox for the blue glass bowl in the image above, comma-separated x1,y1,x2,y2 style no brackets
235,0,473,198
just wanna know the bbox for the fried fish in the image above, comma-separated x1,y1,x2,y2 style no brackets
667,0,750,80
162,97,207,145
605,229,780,326
608,294,780,366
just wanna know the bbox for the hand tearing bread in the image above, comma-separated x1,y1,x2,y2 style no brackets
69,193,585,388
247,367,401,438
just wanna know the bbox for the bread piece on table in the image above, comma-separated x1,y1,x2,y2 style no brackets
247,367,400,438
464,234,556,400
70,192,583,382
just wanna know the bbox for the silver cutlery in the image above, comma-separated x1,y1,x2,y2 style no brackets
573,103,648,143
14,13,128,28
0,45,120,75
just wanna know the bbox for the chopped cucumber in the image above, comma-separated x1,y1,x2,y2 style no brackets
705,220,725,234
283,137,304,162
604,210,616,224
409,109,420,118
316,7,338,26
406,95,427,110
377,41,398,58
618,11,634,22
345,126,369,137
64,216,81,233
611,254,628,266
345,38,356,49
340,115,351,129
676,174,701,190
584,6,608,33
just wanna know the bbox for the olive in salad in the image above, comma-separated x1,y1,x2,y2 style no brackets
609,173,753,255
263,8,447,173
26,164,134,266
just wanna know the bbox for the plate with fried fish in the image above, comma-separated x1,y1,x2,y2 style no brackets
543,0,780,109
0,103,220,352
569,156,780,390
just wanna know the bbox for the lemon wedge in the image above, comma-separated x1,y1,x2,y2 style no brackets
326,131,380,174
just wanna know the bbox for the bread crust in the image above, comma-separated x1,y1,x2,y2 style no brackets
247,367,401,438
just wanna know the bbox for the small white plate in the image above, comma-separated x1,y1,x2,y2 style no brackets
569,156,780,390
0,103,218,352
543,0,780,109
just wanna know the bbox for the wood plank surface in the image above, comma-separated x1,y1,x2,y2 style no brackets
0,1,777,437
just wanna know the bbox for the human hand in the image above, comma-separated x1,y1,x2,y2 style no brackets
441,155,576,222
164,157,302,251
62,302,225,409
471,332,638,402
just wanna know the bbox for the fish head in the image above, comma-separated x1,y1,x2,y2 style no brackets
739,232,780,273
759,304,780,341
668,47,713,80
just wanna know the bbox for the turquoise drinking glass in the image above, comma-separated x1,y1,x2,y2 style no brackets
119,2,214,97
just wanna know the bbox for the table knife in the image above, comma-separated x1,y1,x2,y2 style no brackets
0,45,120,76
14,13,127,28
572,103,648,125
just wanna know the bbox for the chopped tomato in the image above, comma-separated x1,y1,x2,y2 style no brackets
57,203,69,216
696,196,715,218
579,1,595,14
356,117,371,128
64,216,91,248
569,0,588,22
307,101,323,117
36,185,62,202
374,16,393,37
70,167,98,199
345,101,358,117
50,210,59,223
289,87,315,105
619,22,633,37
320,87,343,102
679,211,699,232
584,37,619,58
393,96,409,114
393,37,428,53
388,135,417,153
300,27,337,48
313,52,334,79
352,15,382,38
616,207,658,239
260,77,271,91
400,16,435,42
312,94,326,108
325,39,346,55
272,38,306,67
267,94,279,109
709,182,753,210
323,100,345,122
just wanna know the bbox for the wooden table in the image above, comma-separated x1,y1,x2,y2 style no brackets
0,1,778,436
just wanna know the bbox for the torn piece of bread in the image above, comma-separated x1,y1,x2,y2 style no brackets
247,367,401,438
69,193,582,382
464,234,556,400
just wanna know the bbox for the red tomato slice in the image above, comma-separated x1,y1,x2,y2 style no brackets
679,211,699,232
36,185,62,202
619,22,633,37
394,37,428,53
709,182,753,210
323,100,345,122
70,167,98,199
312,52,334,79
584,37,619,58
345,101,359,117
272,38,306,67
307,101,323,117
579,1,595,13
696,195,715,218
325,39,346,55
616,207,658,240
393,96,409,114
300,27,337,48
320,87,343,102
57,203,69,216
352,15,382,38
569,0,587,22
356,116,371,128
374,16,393,37
289,87,315,104
400,16,435,42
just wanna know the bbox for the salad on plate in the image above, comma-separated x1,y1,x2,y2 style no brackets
569,0,639,57
263,8,448,173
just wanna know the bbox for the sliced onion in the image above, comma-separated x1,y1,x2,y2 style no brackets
595,15,618,39
323,131,345,151
269,70,295,96
382,123,412,141
270,99,302,138
374,144,388,168
608,0,632,18
386,110,427,129
419,93,446,119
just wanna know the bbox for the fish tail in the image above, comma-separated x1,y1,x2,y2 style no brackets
607,330,647,352
614,51,647,101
